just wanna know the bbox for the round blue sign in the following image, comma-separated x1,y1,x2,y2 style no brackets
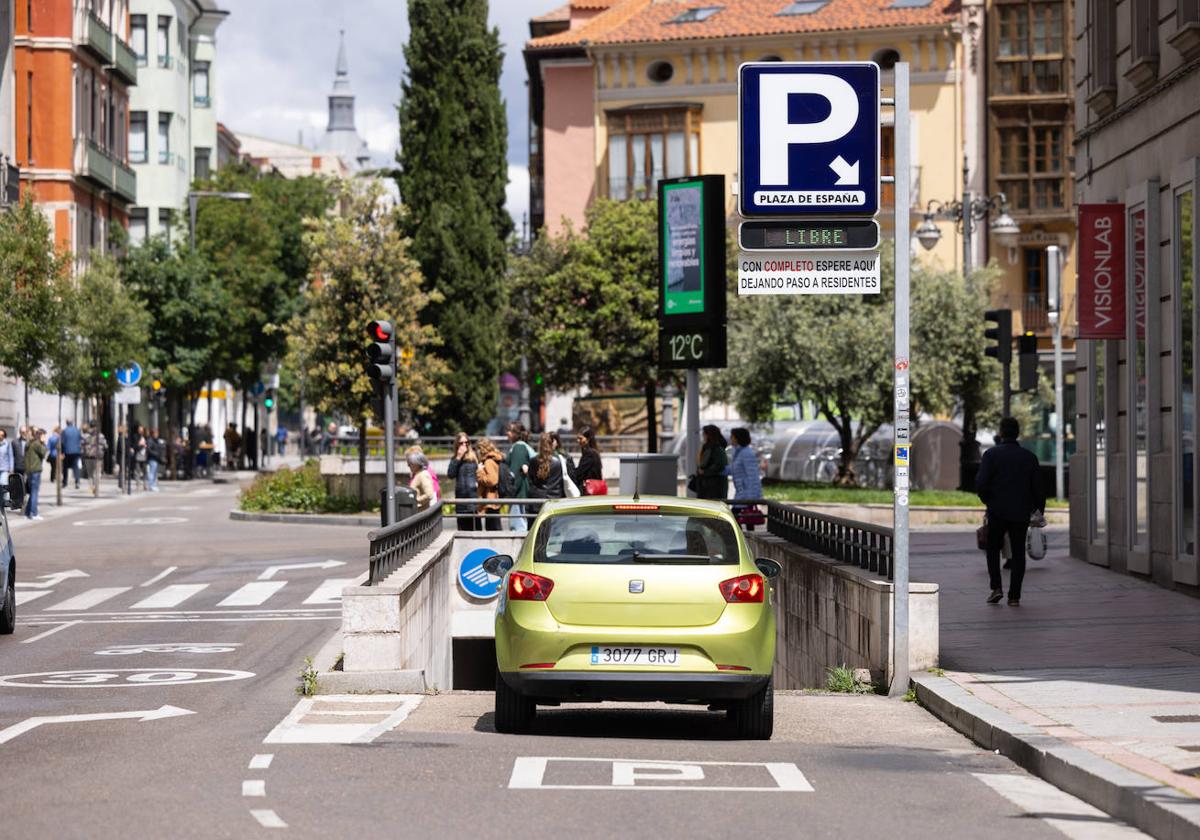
116,363,142,388
458,548,502,600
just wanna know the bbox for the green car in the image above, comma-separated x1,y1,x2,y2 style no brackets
486,496,780,739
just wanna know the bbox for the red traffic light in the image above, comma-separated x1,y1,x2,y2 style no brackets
368,320,394,342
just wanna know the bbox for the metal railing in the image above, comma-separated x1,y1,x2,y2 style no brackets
766,501,894,579
322,434,654,458
367,504,444,585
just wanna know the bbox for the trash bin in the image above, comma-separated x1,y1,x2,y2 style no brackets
379,485,418,527
617,453,680,497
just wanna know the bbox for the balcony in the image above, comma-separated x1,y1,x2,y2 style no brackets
113,160,137,203
112,36,138,85
194,95,212,108
82,12,114,64
0,157,19,207
75,138,115,191
159,150,175,166
992,292,1077,337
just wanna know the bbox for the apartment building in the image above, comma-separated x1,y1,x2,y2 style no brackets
1070,0,1200,594
15,0,137,266
126,0,226,245
1,0,18,207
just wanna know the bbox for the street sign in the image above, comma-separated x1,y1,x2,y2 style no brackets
252,381,266,396
458,548,502,600
738,251,881,296
117,385,141,404
115,362,142,388
739,62,880,217
739,219,880,251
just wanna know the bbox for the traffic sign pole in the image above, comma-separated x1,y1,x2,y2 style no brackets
890,63,911,699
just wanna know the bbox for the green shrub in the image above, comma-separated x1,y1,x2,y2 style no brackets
240,462,328,512
824,664,874,694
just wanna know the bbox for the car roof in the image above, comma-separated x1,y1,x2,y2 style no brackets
539,496,734,517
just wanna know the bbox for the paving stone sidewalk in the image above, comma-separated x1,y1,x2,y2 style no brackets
909,527,1200,838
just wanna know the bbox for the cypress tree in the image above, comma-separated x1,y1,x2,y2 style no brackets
398,0,511,433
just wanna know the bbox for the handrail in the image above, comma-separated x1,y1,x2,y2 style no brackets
766,500,894,580
367,504,443,585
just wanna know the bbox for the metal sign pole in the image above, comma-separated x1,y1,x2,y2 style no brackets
685,369,700,494
1048,244,1064,499
384,333,397,527
890,62,911,698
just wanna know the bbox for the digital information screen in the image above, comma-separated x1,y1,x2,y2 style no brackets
659,325,727,371
658,175,726,369
661,181,706,316
738,218,880,252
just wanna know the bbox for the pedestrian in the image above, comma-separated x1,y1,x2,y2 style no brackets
446,432,479,531
726,427,764,529
275,425,287,457
223,423,240,472
133,425,148,490
550,430,578,496
525,432,565,521
692,425,729,500
24,428,46,520
83,422,107,497
0,428,15,489
574,426,604,495
244,425,257,470
259,427,268,465
975,416,1046,607
475,437,505,531
12,425,27,487
48,425,60,485
406,446,439,511
147,427,164,492
61,419,82,488
504,423,535,533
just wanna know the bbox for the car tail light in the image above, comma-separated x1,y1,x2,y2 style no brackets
520,662,556,669
612,504,660,511
719,574,764,603
508,571,554,601
716,664,752,672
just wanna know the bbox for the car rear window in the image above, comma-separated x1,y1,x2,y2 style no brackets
534,513,740,565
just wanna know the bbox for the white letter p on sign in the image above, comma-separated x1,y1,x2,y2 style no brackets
611,761,705,786
759,73,859,186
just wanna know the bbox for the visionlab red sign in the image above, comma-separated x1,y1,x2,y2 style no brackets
1077,204,1126,339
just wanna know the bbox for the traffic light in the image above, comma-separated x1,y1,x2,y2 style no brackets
1018,333,1039,391
366,320,395,383
984,309,1012,364
264,390,276,411
100,369,111,380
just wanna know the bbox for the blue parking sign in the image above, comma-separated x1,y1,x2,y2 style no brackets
458,548,502,600
739,62,880,217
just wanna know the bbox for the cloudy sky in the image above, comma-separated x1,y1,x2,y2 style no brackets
216,0,555,232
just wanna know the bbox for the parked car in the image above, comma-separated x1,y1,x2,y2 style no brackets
487,496,780,738
1,474,24,635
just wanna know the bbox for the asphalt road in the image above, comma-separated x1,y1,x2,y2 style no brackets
0,480,1146,839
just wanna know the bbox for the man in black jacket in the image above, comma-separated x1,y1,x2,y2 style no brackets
975,417,1045,606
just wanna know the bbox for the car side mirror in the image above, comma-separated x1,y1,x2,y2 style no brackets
755,558,782,579
483,554,514,576
6,473,24,511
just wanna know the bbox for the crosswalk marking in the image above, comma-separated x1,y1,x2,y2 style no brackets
15,590,52,606
46,587,131,612
218,581,287,607
302,578,356,605
130,584,210,609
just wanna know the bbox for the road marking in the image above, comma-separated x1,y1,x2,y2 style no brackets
73,517,189,526
302,578,356,605
189,488,220,496
15,590,52,606
250,810,287,829
21,621,79,644
218,581,287,607
249,753,274,770
16,569,89,588
138,506,199,512
94,643,240,655
0,668,255,688
140,566,178,587
242,780,266,797
130,584,209,609
263,694,422,744
45,587,131,611
258,560,346,580
508,757,815,792
971,773,1146,839
0,705,194,745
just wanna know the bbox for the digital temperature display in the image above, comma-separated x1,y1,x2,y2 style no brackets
659,325,727,370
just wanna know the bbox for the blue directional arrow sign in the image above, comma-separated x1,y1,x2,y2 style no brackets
115,362,142,388
739,62,880,217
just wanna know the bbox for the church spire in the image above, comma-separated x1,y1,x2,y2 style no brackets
333,29,350,94
320,29,370,170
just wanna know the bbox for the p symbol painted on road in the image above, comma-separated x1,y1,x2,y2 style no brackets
612,761,704,786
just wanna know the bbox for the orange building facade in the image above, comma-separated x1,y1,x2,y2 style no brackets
15,0,137,269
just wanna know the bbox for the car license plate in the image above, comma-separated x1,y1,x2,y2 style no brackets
590,646,680,666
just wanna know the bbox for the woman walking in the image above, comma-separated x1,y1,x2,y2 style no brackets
475,438,505,531
727,427,764,528
24,428,46,520
446,432,479,531
694,425,729,500
574,426,604,495
406,446,440,511
525,432,564,522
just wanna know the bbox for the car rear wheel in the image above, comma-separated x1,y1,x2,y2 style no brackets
729,674,773,739
1,565,14,635
494,669,535,734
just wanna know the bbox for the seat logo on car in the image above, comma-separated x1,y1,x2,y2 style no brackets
628,580,644,594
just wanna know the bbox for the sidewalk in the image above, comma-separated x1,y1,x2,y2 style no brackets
7,473,211,530
910,527,1200,840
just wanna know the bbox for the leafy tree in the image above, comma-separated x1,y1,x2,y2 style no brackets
398,0,511,432
285,181,447,507
0,197,72,418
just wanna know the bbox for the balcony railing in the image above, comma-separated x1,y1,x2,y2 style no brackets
82,12,114,64
113,160,136,203
112,36,138,85
194,95,212,108
157,54,174,69
159,150,174,165
991,292,1078,336
0,156,19,207
76,138,115,191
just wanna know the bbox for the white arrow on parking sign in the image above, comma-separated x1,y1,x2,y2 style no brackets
829,155,860,186
0,705,194,746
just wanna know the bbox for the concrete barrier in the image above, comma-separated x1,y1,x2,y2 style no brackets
744,531,938,688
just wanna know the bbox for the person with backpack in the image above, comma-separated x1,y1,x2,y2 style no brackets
406,446,439,510
475,437,505,531
446,432,479,531
504,423,535,533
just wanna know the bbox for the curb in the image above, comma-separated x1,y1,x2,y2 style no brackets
228,509,377,527
314,669,428,695
912,674,1200,840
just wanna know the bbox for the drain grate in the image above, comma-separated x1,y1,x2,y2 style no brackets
1152,714,1200,723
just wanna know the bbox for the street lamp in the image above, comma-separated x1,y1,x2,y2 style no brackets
915,156,1020,273
187,190,252,249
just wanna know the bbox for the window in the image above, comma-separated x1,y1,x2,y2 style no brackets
889,0,932,7
1130,207,1150,550
646,60,673,84
993,1,1066,95
128,208,148,246
194,62,211,106
1088,0,1117,107
778,1,828,15
880,125,895,208
159,209,173,244
157,15,171,67
605,107,701,200
669,7,722,23
1022,248,1049,330
1130,0,1160,70
194,147,210,181
872,48,901,70
1178,189,1195,554
1092,340,1107,540
535,514,740,566
157,112,171,163
130,112,147,163
25,72,32,164
130,15,147,65
993,105,1069,213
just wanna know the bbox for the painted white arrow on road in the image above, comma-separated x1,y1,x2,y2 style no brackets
829,155,860,186
15,570,90,589
0,705,194,746
257,560,346,580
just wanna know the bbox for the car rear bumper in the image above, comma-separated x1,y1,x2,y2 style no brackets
500,670,770,702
